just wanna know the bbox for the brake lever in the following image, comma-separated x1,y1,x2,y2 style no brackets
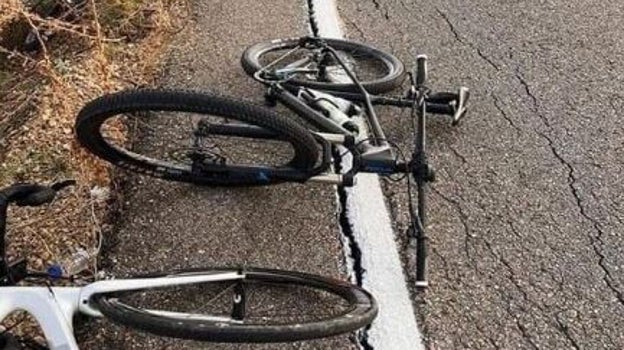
451,87,470,126
51,179,76,192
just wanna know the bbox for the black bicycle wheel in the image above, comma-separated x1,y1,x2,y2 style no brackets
241,37,405,94
90,267,377,343
75,89,320,186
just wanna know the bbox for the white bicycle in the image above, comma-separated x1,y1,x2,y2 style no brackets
0,182,377,349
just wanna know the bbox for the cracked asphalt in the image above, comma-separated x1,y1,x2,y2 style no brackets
337,0,624,349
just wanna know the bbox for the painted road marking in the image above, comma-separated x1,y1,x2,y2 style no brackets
309,0,425,349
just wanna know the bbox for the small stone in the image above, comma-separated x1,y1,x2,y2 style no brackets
90,186,110,203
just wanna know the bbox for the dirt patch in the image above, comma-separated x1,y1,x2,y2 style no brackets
0,0,189,341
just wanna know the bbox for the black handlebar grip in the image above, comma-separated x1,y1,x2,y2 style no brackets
426,103,454,115
0,180,75,207
15,187,57,207
426,92,457,104
415,55,427,87
342,173,355,187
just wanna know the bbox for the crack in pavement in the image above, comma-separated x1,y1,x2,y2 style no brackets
354,0,405,50
336,180,375,349
308,2,423,348
538,117,624,309
554,314,583,350
506,220,523,240
435,8,500,72
473,321,503,349
433,186,583,348
514,70,551,129
609,94,622,115
492,93,522,134
370,0,390,20
488,236,586,349
342,15,368,40
430,187,475,268
513,66,624,309
477,236,544,349
448,144,468,165
398,0,411,13
429,245,454,283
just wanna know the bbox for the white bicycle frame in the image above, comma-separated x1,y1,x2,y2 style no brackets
0,271,243,350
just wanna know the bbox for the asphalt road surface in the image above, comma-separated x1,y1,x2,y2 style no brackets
77,0,624,349
337,0,624,349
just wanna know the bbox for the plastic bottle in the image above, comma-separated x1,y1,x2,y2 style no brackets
47,249,92,279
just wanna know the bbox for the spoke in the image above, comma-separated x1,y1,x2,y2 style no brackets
187,114,197,148
128,113,158,134
200,281,237,309
260,46,307,72
283,56,314,70
243,312,338,320
142,309,238,323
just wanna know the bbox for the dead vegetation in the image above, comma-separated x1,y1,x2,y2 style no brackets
0,0,189,339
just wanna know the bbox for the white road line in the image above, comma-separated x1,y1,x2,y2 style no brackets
308,0,343,38
309,1,425,349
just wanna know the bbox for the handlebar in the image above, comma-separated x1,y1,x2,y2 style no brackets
1,180,75,285
0,180,75,207
0,179,75,248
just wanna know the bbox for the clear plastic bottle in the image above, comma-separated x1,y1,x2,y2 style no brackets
47,249,92,279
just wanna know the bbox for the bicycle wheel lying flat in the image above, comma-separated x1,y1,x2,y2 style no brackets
242,37,405,94
75,89,319,186
91,267,377,343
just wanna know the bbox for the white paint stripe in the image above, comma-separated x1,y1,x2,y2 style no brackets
345,172,424,350
309,0,344,38
309,1,425,349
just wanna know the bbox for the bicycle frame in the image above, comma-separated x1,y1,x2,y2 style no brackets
256,42,462,174
259,45,399,173
242,39,468,287
0,272,243,350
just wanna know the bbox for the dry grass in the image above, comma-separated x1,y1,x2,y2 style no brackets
0,0,189,340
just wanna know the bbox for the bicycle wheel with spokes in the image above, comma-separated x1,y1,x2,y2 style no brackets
241,37,405,94
75,89,320,186
90,267,377,343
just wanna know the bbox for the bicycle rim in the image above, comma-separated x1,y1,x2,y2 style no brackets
242,37,405,94
91,267,377,343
